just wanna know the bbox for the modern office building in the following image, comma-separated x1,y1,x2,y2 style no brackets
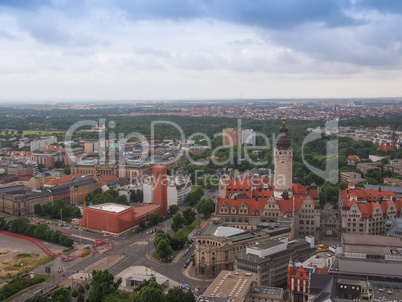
234,236,315,287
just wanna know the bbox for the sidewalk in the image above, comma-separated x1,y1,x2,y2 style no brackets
182,263,214,283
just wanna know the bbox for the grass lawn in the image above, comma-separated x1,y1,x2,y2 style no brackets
175,219,200,238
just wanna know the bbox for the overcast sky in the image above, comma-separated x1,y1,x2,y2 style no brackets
1,0,402,101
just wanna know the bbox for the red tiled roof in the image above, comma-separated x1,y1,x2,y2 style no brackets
217,178,318,216
377,145,394,151
44,173,87,186
101,175,119,183
340,187,401,218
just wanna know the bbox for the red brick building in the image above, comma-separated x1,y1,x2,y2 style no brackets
288,258,309,302
152,166,168,215
81,203,136,234
80,203,161,234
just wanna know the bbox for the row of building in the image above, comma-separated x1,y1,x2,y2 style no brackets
193,123,402,280
197,233,402,302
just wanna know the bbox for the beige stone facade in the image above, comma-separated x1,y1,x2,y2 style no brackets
71,164,152,178
195,226,292,278
0,187,51,216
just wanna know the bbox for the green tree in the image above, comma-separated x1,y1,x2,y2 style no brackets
182,291,195,302
169,234,187,250
115,195,129,205
7,217,30,234
136,189,143,202
77,293,85,302
169,204,180,215
149,212,161,226
136,280,166,302
166,287,185,302
63,166,71,175
154,230,170,248
51,287,72,302
139,220,146,229
87,269,122,302
196,198,215,219
77,284,85,294
171,213,184,232
156,239,173,260
0,217,7,230
182,207,196,226
33,204,43,217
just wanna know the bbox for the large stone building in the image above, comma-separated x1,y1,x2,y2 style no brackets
195,220,293,278
0,185,51,216
234,237,315,287
197,270,284,302
80,202,160,234
241,129,256,146
333,233,402,280
222,128,240,146
216,124,321,240
30,136,57,152
71,163,152,178
338,182,401,235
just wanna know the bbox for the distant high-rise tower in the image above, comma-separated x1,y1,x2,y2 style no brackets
152,166,168,215
241,129,256,146
222,128,239,146
274,120,293,199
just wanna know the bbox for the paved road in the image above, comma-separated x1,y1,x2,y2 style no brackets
11,188,217,301
15,226,209,297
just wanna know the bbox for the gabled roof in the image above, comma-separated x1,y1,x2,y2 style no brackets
217,180,318,216
377,145,394,151
340,187,401,217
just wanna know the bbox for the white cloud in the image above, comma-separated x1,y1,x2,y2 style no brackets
0,1,402,99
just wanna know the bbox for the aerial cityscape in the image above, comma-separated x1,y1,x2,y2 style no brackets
0,1,402,302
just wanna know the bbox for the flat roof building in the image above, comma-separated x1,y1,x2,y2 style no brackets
81,202,160,235
334,233,402,279
201,270,256,302
234,237,315,287
197,270,283,302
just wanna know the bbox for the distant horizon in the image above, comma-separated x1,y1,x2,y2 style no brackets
1,96,402,105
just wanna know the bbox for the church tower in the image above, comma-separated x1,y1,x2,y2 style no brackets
274,120,293,199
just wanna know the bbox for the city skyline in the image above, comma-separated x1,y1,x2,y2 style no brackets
1,0,402,100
